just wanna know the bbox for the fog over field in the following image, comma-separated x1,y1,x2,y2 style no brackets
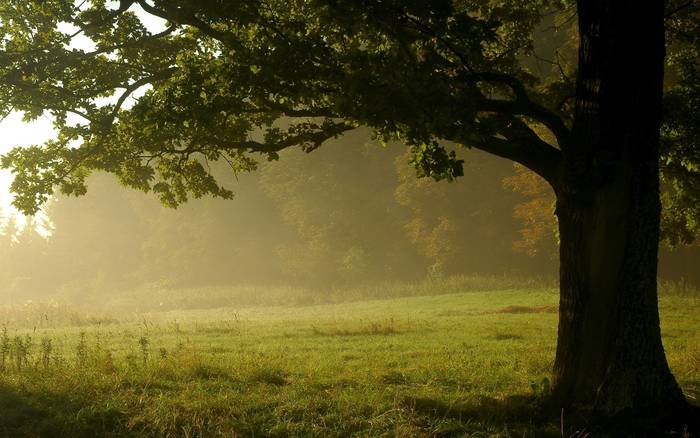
0,132,698,310
0,133,544,307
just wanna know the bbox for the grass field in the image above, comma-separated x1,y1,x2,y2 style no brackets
0,286,698,437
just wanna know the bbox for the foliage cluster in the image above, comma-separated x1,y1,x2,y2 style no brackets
0,0,697,245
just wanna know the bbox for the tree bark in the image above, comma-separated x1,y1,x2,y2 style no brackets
550,0,686,414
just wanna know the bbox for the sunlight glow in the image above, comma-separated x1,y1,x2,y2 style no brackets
0,113,55,236
0,2,168,237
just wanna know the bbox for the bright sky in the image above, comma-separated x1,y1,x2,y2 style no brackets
0,114,56,234
0,2,168,235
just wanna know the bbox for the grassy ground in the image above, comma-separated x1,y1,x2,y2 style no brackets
0,288,698,437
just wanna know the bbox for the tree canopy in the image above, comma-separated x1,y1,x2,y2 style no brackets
1,0,696,242
0,3,586,204
0,1,697,242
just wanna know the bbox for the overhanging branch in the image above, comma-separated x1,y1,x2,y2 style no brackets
478,97,570,149
242,121,355,154
443,117,562,186
109,67,178,123
136,0,245,51
463,72,571,150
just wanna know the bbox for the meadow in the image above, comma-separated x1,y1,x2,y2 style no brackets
0,280,698,437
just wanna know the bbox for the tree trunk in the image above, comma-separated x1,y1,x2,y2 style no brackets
550,0,686,414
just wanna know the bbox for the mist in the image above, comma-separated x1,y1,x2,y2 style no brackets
0,130,696,313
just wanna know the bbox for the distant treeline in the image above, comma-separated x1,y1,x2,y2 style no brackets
0,132,697,305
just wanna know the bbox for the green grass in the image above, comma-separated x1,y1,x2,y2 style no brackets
0,288,698,437
94,274,556,313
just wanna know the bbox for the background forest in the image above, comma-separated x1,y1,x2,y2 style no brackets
0,130,697,308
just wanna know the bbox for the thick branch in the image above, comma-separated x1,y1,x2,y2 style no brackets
665,0,696,18
464,72,571,149
145,121,356,157
242,121,355,154
444,117,562,185
136,0,245,51
478,97,570,148
109,67,177,123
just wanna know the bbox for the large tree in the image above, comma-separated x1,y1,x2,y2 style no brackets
0,0,698,427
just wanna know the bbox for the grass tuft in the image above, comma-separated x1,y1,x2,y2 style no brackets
311,318,401,336
248,366,288,386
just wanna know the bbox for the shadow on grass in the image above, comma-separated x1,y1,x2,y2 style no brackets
0,384,126,438
402,393,700,438
401,394,562,437
495,305,558,314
